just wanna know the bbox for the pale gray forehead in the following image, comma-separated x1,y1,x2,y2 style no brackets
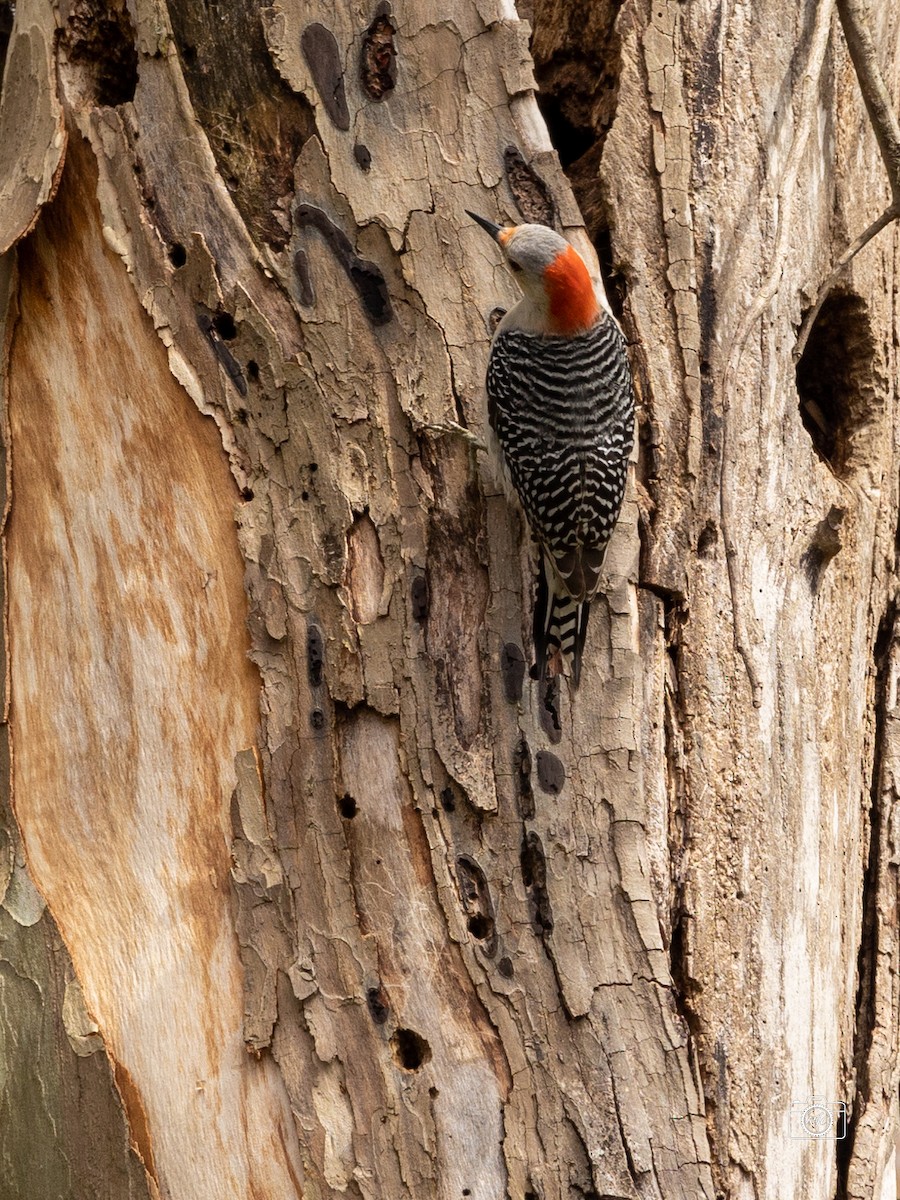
504,224,569,272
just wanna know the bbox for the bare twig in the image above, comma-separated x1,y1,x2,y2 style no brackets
795,205,897,359
795,0,900,361
837,0,900,203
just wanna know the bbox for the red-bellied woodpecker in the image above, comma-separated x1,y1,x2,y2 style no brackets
467,212,634,686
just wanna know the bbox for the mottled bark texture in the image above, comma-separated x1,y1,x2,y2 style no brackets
543,0,900,1196
0,0,897,1199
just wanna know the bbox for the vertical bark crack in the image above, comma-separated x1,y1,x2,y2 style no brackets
838,599,900,1199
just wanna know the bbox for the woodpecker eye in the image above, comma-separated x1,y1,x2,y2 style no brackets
508,260,523,273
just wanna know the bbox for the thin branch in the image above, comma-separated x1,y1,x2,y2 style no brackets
796,0,900,358
836,0,900,205
794,204,898,361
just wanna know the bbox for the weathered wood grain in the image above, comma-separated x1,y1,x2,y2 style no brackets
8,134,304,1198
0,0,65,256
594,0,900,1194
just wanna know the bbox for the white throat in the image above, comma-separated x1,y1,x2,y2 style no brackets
495,297,550,336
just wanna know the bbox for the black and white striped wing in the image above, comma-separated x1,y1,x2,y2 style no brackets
486,316,635,600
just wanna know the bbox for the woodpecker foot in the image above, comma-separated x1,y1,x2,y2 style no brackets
424,420,487,453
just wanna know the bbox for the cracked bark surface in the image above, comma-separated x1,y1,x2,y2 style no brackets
582,0,900,1195
0,0,897,1198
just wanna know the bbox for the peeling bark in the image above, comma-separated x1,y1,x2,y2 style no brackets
0,0,65,255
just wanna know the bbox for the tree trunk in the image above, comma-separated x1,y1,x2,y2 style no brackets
0,0,897,1198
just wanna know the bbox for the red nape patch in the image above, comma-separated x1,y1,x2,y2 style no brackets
545,245,600,334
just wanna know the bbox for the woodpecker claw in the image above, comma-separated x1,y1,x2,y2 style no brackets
423,420,487,453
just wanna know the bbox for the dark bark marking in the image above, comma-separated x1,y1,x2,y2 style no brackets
411,574,429,622
538,676,562,743
300,22,351,130
353,142,372,171
520,831,553,933
536,749,565,795
500,642,525,703
293,248,315,306
294,203,393,325
347,258,392,324
515,737,534,819
307,622,325,687
366,984,390,1024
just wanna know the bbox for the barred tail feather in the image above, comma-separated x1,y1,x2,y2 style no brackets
533,556,591,686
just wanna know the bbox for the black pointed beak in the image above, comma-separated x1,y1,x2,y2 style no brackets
466,210,504,242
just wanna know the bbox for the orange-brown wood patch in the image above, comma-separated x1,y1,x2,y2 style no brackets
7,134,302,1198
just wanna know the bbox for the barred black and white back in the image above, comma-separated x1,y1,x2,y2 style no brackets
487,313,634,684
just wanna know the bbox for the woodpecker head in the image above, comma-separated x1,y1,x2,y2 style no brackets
466,211,600,336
